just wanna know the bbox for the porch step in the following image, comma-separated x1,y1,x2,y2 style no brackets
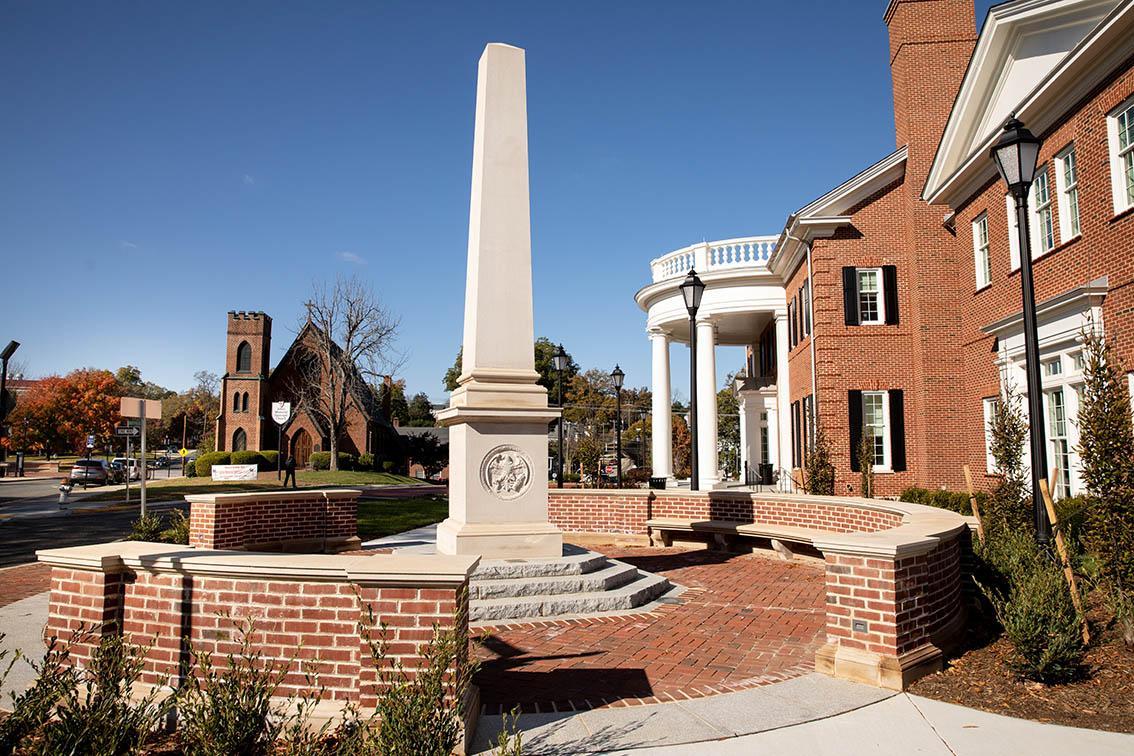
470,565,671,624
470,561,640,601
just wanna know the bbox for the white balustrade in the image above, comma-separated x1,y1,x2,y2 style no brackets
650,235,777,282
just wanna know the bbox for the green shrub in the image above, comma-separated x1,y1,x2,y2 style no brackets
259,450,279,471
195,451,231,477
382,460,396,473
185,461,198,478
127,511,166,542
231,450,266,469
338,453,355,471
984,386,1031,541
358,453,375,471
899,487,987,516
38,634,171,755
177,619,289,756
310,452,331,470
977,533,1086,683
804,426,836,495
161,509,191,545
0,630,82,753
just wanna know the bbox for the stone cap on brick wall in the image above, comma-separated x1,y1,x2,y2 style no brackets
185,489,362,505
37,542,480,586
548,488,975,559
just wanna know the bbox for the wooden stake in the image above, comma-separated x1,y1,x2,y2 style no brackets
1039,477,1090,645
962,465,984,544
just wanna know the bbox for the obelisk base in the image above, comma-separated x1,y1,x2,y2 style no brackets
436,519,562,559
436,404,562,560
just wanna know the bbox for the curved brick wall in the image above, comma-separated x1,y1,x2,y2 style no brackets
187,489,361,552
547,489,904,536
547,487,970,690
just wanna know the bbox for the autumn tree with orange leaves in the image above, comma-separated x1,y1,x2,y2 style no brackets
9,369,121,455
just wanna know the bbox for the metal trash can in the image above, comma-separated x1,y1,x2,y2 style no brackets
759,463,774,486
648,476,667,490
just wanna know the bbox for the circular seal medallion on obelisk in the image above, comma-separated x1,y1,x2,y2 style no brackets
480,444,532,500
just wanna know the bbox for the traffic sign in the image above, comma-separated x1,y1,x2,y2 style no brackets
115,426,140,437
86,435,95,449
271,401,291,425
179,447,189,457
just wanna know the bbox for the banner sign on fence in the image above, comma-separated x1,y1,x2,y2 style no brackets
210,464,259,481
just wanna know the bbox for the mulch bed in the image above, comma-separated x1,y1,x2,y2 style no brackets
910,615,1134,734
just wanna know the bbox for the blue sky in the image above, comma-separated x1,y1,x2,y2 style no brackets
1,1,997,401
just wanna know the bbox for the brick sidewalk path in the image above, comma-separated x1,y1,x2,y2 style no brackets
473,547,826,713
0,563,52,608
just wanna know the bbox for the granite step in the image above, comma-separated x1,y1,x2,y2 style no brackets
472,549,608,581
470,561,640,600
470,569,671,624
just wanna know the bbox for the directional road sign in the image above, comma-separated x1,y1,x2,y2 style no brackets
116,426,141,437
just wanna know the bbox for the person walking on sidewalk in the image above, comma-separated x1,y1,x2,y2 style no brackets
283,454,297,489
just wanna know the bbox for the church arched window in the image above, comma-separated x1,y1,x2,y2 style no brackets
236,341,252,373
232,428,247,451
233,392,241,412
242,392,249,412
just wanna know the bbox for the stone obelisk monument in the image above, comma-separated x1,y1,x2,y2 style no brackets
435,43,563,559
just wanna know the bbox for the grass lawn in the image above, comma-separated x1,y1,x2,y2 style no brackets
78,470,427,503
357,496,448,541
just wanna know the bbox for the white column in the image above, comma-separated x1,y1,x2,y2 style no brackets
696,318,719,490
766,399,779,479
739,391,761,483
774,313,793,490
649,328,673,480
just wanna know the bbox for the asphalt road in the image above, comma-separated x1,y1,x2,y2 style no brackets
0,504,187,568
0,477,62,504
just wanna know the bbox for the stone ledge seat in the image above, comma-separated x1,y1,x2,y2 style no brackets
646,517,830,558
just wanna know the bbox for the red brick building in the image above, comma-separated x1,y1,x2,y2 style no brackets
639,0,1134,497
215,310,400,466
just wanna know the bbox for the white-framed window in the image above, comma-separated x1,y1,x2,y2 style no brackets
1031,165,1055,255
1048,388,1072,499
1043,358,1063,377
1054,145,1080,240
857,268,884,324
1072,351,1085,373
1006,193,1021,271
972,213,991,289
1108,96,1134,214
982,397,998,474
862,390,890,471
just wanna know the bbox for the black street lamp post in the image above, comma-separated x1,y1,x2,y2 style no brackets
679,270,705,490
611,365,625,488
552,344,568,489
0,340,20,466
990,116,1050,544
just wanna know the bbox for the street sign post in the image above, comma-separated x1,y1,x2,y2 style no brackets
271,402,291,480
179,447,189,478
115,426,140,437
120,398,162,517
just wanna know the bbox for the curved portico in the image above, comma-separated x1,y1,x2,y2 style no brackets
635,236,791,491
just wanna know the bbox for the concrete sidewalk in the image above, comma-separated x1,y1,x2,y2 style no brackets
470,674,1134,755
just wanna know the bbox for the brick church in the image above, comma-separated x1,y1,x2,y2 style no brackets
215,310,399,466
638,0,1134,497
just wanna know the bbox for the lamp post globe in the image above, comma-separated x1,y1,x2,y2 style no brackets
552,344,568,488
679,270,705,490
611,364,625,488
990,116,1050,544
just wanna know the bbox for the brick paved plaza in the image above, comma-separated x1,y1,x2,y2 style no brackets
473,546,826,713
0,562,51,608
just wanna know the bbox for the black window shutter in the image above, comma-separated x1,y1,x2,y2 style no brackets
883,265,899,325
848,390,863,472
843,267,859,326
889,389,906,472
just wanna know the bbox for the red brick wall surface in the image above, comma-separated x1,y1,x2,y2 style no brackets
44,564,467,705
188,492,358,551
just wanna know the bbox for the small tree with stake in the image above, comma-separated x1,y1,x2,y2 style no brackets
1076,328,1134,646
290,275,401,471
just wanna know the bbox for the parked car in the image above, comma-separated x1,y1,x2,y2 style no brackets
70,459,112,486
111,457,142,481
154,456,171,468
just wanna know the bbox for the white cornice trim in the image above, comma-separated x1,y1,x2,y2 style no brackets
767,147,907,279
981,275,1108,336
925,0,1133,207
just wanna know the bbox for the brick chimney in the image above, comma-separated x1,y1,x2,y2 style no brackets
885,0,978,186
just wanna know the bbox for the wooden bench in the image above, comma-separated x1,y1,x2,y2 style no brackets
646,518,836,561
